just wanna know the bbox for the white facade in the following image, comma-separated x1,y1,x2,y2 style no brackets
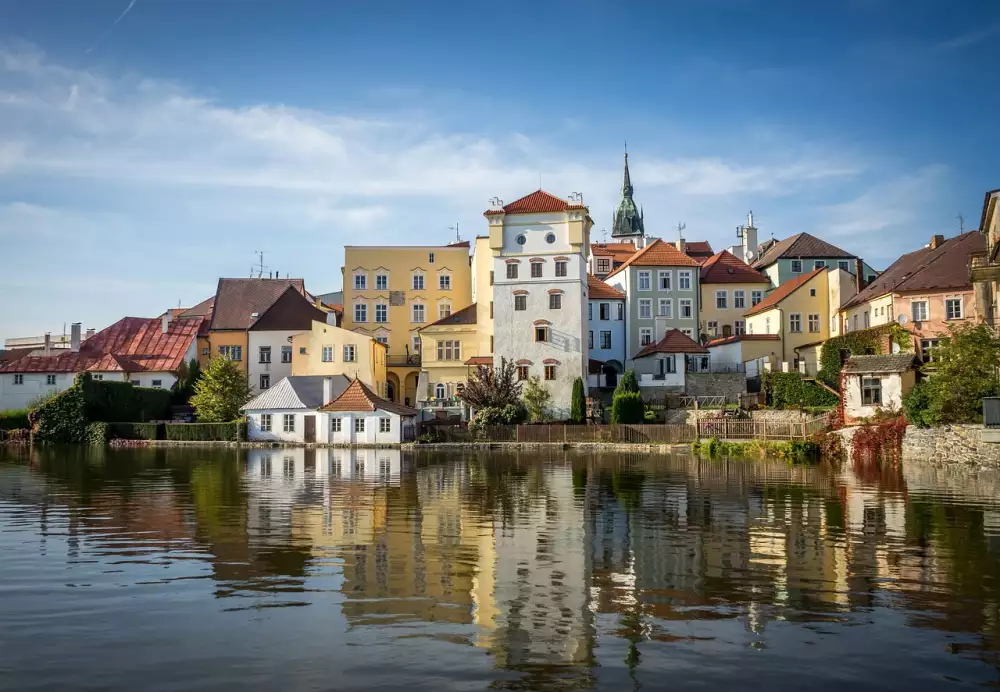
247,330,297,393
246,408,415,444
0,372,75,411
636,360,686,388
843,372,907,420
491,211,589,418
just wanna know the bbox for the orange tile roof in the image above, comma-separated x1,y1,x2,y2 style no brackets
605,238,700,279
591,242,639,265
587,275,626,300
683,240,714,259
484,190,586,216
634,329,708,358
319,379,417,416
700,250,770,284
743,267,825,317
464,356,493,366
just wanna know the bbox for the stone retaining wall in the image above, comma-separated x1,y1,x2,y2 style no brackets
902,425,1000,466
685,373,746,399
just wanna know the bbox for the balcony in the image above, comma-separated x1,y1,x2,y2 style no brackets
970,249,1000,283
387,354,421,368
418,397,464,410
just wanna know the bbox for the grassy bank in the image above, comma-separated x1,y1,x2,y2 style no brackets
692,437,820,463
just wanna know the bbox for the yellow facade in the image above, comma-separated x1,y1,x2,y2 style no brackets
418,319,480,404
206,331,248,372
290,320,387,396
471,236,495,357
341,243,473,405
745,270,833,373
840,293,894,334
699,280,770,339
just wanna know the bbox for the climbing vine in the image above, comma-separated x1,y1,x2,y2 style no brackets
850,413,908,476
818,324,912,389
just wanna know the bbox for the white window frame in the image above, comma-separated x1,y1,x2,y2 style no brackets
331,417,342,433
354,302,368,323
911,300,929,322
707,320,719,336
412,335,421,354
436,340,461,361
681,328,694,338
439,273,452,290
715,290,727,309
617,303,625,321
946,298,963,320
322,345,334,362
438,302,452,319
260,414,272,432
375,273,388,291
353,272,367,290
379,418,391,434
259,374,270,389
637,270,652,291
751,290,763,306
597,258,610,274
734,320,746,336
412,273,425,291
46,374,57,386
638,299,652,319
599,302,610,320
838,260,851,272
355,418,365,433
658,298,673,318
283,414,295,433
412,303,426,323
281,346,292,364
639,328,652,346
791,259,803,273
789,313,802,333
808,313,821,333
375,304,388,323
678,271,692,290
658,270,671,291
344,345,356,362
734,290,746,309
679,298,693,319
814,260,826,270
259,346,271,364
861,377,882,406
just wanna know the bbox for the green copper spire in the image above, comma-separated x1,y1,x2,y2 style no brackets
612,151,645,238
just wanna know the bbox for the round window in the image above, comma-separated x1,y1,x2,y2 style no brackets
545,232,556,244
515,234,527,246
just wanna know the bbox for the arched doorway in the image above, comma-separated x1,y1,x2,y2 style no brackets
386,372,401,402
602,360,624,388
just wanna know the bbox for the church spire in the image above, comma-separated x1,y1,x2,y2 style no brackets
622,150,633,198
611,147,644,239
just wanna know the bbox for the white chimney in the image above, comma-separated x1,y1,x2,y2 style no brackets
742,211,758,263
162,312,171,334
85,328,95,340
675,237,685,254
43,332,51,357
70,323,81,353
323,377,333,405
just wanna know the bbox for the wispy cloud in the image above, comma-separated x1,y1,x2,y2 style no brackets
934,23,1000,51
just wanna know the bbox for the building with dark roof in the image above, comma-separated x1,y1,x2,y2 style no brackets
751,231,878,289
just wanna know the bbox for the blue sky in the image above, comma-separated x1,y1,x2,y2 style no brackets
1,0,998,342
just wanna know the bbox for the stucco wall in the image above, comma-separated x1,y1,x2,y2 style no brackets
248,330,298,393
893,290,978,342
247,409,413,443
843,370,914,422
290,320,386,396
587,297,625,367
634,355,685,388
699,281,769,339
0,372,74,412
616,264,700,365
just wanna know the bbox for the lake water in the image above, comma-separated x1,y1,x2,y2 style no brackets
2,446,1000,691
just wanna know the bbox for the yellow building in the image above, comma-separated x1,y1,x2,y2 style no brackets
698,250,771,340
743,267,857,375
341,242,473,406
970,188,1000,326
290,320,388,396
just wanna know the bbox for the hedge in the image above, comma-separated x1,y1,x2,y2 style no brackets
0,409,29,430
817,324,911,389
85,422,109,445
164,422,246,442
763,372,839,409
33,385,87,443
81,376,171,422
108,422,162,440
611,391,645,424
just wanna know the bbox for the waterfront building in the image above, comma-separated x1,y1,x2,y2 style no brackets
631,328,710,390
487,189,592,418
841,354,918,424
290,320,387,396
698,250,770,341
176,296,215,367
243,375,351,443
970,187,1000,327
586,275,626,388
320,378,418,443
705,333,781,379
752,231,878,289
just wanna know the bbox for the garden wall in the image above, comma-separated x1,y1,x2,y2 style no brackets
685,373,745,399
901,425,1000,466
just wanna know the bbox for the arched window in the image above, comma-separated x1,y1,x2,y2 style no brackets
434,383,446,399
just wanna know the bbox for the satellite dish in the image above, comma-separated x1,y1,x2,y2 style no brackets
897,314,908,325
744,249,756,263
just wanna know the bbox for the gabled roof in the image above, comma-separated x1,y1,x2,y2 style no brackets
0,317,202,374
705,334,781,347
842,232,985,309
700,250,770,284
634,329,708,358
587,275,626,300
752,232,855,269
242,375,352,411
843,354,918,374
605,238,701,279
210,278,307,331
484,189,586,216
684,241,714,260
591,242,639,265
247,286,327,331
179,296,215,318
320,379,418,416
421,303,477,329
743,268,825,317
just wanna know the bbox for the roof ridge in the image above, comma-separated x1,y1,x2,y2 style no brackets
422,302,478,328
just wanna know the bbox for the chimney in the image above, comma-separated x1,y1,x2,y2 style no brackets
43,332,51,357
855,258,865,293
85,328,95,340
162,312,171,334
323,377,333,405
70,323,81,353
930,234,945,250
742,211,758,261
675,237,685,254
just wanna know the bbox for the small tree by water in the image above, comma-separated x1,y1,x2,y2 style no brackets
190,356,252,423
522,377,551,423
460,357,522,410
570,378,585,424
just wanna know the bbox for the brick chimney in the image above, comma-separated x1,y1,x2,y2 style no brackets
70,323,81,353
855,258,865,293
930,234,945,250
43,332,51,357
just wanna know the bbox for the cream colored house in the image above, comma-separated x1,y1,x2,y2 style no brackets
291,320,388,398
698,250,770,341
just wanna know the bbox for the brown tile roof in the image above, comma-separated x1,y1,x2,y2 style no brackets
743,268,825,317
842,232,985,309
421,303,477,329
700,250,770,284
0,347,34,363
484,190,586,216
210,278,306,331
605,238,701,279
843,354,918,374
319,379,418,416
179,296,215,318
587,275,626,300
705,334,781,347
464,356,493,366
634,329,708,358
752,232,855,269
591,242,639,264
0,317,202,374
248,286,327,331
684,240,714,260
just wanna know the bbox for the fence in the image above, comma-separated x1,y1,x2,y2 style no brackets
696,415,829,441
421,423,698,444
985,398,1000,429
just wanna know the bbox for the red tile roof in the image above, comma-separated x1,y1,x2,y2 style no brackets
743,267,825,317
464,356,493,366
683,240,714,259
700,250,770,284
484,190,586,216
0,317,202,374
319,379,417,416
210,278,307,331
705,334,781,347
587,275,626,300
591,242,639,265
605,238,700,279
634,329,708,358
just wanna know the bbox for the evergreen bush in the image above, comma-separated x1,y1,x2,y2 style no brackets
163,422,246,442
570,378,585,424
611,391,644,424
85,422,109,445
615,370,639,396
109,422,163,440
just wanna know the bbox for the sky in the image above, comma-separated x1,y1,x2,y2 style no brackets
1,0,998,342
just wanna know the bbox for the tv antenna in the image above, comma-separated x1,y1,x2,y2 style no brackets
251,250,268,279
601,228,608,243
449,222,460,244
957,213,965,233
676,221,686,240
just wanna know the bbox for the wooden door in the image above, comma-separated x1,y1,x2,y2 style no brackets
304,415,316,443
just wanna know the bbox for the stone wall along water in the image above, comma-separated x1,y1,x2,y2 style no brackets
902,425,1000,467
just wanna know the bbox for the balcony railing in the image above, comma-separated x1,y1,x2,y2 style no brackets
387,354,421,368
970,249,1000,283
418,397,464,410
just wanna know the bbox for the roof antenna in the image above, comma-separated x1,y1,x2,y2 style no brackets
676,221,686,240
251,250,268,279
957,213,965,233
449,221,460,243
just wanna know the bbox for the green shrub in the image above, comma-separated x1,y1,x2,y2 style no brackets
643,409,658,422
85,422,109,446
570,378,585,424
108,422,162,440
80,375,171,422
615,370,639,396
0,409,29,430
611,391,644,424
164,421,246,442
692,437,819,463
33,385,87,443
763,372,838,409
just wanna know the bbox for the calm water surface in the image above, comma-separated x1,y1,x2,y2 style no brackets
2,446,1000,690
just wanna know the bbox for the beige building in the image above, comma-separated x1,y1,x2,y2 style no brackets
341,241,473,407
290,320,388,397
698,250,770,340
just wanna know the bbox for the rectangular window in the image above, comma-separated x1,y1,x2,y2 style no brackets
506,263,518,280
751,290,763,306
375,304,388,322
438,303,452,319
322,345,334,362
638,271,651,290
281,346,292,363
534,326,549,342
838,260,851,272
814,260,826,270
555,261,567,277
638,299,652,319
376,274,388,291
436,340,461,361
355,418,365,433
412,274,425,290
946,298,963,320
259,346,271,363
640,328,652,345
344,345,356,362
681,328,694,338
810,288,817,297
734,320,745,336
439,274,451,290
658,298,672,318
489,301,494,318
259,374,270,389
283,414,295,433
375,336,388,346
861,377,882,406
428,252,435,264
92,374,103,381
715,290,727,309
202,348,209,356
791,260,803,273
514,295,527,311
597,258,610,273
412,335,421,353
912,301,928,321
808,313,820,332
617,303,625,321
544,365,556,381
658,270,671,290
549,293,562,310
331,417,342,433
588,303,593,321
600,303,610,320
678,271,692,290
354,273,367,290
588,330,594,349
921,338,940,363
665,355,676,373
600,331,612,349
46,374,57,386
379,418,391,433
218,345,243,361
260,414,272,432
707,320,718,335
517,366,529,381
734,290,745,309
679,299,693,318
789,313,802,332
412,304,425,323
354,303,367,323
531,262,543,278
